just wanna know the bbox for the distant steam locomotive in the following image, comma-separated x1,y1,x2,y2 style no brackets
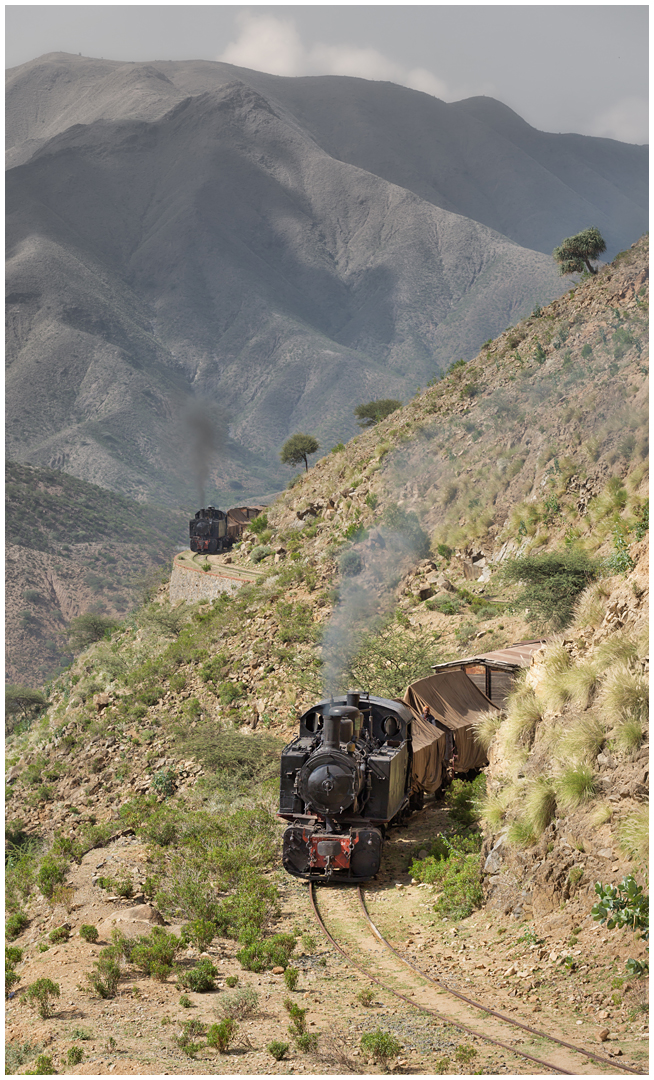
189,505,263,554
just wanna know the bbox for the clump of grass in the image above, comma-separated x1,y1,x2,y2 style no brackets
478,791,510,830
619,808,649,862
507,817,537,847
556,765,597,809
472,712,502,752
560,661,602,709
524,777,557,835
559,713,606,763
215,987,259,1019
601,663,649,726
356,987,374,1006
594,633,639,668
591,803,613,827
573,580,611,629
614,717,644,756
503,685,543,747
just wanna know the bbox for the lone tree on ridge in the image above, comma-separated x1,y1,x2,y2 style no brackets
552,227,607,276
354,399,402,428
280,433,320,472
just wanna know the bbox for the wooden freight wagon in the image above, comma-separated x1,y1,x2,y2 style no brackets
430,640,545,711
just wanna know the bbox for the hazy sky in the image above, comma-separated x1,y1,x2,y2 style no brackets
5,5,649,143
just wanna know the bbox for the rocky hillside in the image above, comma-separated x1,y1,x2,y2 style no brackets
5,462,187,687
5,238,648,1075
7,54,647,503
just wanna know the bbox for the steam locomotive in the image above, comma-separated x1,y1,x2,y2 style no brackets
189,505,263,554
279,672,497,881
279,691,419,882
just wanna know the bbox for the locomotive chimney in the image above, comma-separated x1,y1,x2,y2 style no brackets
323,709,341,750
346,690,361,708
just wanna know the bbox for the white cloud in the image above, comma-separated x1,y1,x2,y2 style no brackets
589,97,649,144
219,12,304,77
218,13,451,99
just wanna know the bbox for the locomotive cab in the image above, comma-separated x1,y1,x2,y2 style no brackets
280,693,412,881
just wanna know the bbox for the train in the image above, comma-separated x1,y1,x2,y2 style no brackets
279,672,498,882
189,505,263,554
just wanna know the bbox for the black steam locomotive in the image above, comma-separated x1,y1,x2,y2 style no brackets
189,505,262,554
279,691,417,882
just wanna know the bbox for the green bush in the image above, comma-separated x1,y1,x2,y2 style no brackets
67,613,120,652
357,987,374,1006
66,1047,84,1066
248,514,269,535
26,1054,56,1074
267,1040,290,1061
180,918,216,953
179,993,193,1008
48,926,70,944
178,958,218,993
207,1018,237,1052
501,550,600,630
381,503,430,558
251,545,273,564
86,948,122,999
592,876,649,977
79,924,99,943
409,824,483,921
151,768,176,798
237,933,295,973
6,911,30,940
360,1029,402,1065
37,856,66,899
339,549,363,577
284,966,299,991
130,927,181,981
225,974,238,988
295,1032,319,1053
25,978,60,1019
354,398,402,427
284,997,307,1035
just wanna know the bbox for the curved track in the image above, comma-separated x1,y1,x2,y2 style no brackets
309,882,643,1076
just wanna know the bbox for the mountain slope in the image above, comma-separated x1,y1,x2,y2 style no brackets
6,77,568,503
7,53,647,259
5,461,187,686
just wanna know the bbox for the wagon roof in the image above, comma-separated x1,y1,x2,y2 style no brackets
431,639,546,673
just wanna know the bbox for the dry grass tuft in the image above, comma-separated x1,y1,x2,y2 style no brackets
601,662,649,726
472,712,503,752
594,633,639,668
558,713,606,763
613,716,644,756
573,580,611,629
591,803,613,827
556,765,597,810
504,686,544,747
524,777,557,835
618,807,649,862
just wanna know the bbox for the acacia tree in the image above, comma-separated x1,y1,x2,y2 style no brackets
280,434,320,472
354,399,402,428
552,227,607,276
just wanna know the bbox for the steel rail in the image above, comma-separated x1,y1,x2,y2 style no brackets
357,886,642,1076
309,882,574,1075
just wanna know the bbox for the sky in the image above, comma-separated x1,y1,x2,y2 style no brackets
5,4,649,143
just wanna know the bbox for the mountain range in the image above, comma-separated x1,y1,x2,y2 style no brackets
6,53,648,505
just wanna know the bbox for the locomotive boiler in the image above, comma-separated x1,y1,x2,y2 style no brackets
279,691,417,882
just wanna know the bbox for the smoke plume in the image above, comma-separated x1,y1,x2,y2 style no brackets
183,400,226,507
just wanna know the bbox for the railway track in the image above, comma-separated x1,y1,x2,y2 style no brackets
309,882,643,1076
